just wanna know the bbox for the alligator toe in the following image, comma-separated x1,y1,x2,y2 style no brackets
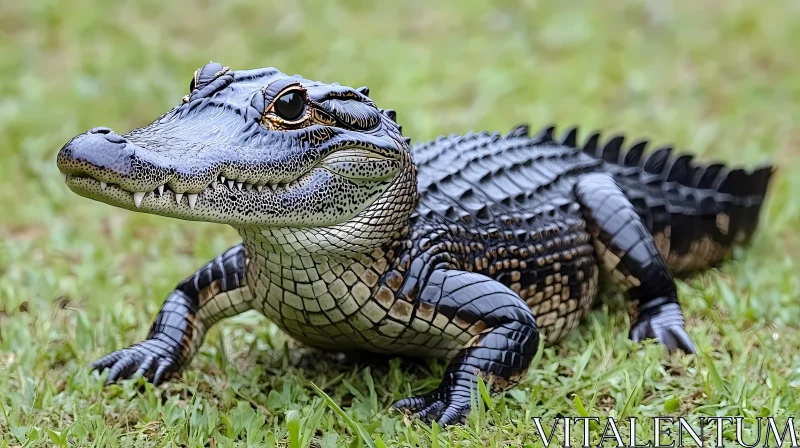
90,339,182,385
392,388,471,425
630,303,696,353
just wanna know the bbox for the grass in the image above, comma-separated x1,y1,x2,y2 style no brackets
1,0,800,446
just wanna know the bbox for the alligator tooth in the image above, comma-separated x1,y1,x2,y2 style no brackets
236,182,243,191
244,183,253,191
100,181,107,190
211,181,218,189
175,193,184,204
62,173,68,182
133,191,146,208
187,193,198,209
255,185,263,192
227,180,234,190
220,176,226,183
269,183,277,191
157,184,165,196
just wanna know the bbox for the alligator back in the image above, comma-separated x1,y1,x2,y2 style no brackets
412,126,596,226
410,126,603,342
411,125,773,277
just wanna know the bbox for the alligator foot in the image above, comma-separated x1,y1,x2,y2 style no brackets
392,387,471,426
391,269,540,425
630,302,696,353
90,335,183,385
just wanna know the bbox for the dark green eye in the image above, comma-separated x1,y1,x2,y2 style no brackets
274,91,305,121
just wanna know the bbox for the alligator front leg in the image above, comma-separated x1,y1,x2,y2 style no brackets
574,173,695,352
392,270,539,425
91,245,253,384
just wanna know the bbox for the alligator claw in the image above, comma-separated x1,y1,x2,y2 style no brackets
392,388,471,426
630,302,696,353
90,338,182,385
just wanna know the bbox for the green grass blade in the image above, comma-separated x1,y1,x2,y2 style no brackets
309,382,378,448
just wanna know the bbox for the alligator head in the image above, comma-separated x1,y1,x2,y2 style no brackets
57,63,415,235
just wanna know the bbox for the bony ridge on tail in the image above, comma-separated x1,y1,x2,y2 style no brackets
56,62,773,425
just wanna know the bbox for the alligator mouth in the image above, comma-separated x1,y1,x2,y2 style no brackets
63,146,399,211
64,170,320,210
58,126,402,224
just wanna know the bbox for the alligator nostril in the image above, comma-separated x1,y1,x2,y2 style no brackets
88,127,126,144
103,133,126,144
89,127,113,135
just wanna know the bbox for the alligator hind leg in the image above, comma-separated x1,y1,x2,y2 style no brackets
574,173,695,353
391,270,539,425
91,245,254,384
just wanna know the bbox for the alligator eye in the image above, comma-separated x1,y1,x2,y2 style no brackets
274,91,305,121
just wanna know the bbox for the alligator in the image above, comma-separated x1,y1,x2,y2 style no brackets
56,62,773,425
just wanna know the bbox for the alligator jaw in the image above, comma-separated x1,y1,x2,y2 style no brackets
64,174,204,212
63,169,315,215
63,171,314,208
61,152,399,227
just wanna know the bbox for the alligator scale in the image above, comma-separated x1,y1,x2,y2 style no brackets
56,63,773,424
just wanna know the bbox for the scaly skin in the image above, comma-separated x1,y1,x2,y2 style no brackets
56,62,773,425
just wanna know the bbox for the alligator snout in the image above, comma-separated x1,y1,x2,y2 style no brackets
57,127,172,192
58,127,133,177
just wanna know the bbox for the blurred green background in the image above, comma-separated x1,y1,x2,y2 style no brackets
1,0,799,446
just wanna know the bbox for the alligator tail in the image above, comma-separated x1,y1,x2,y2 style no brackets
549,126,774,274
